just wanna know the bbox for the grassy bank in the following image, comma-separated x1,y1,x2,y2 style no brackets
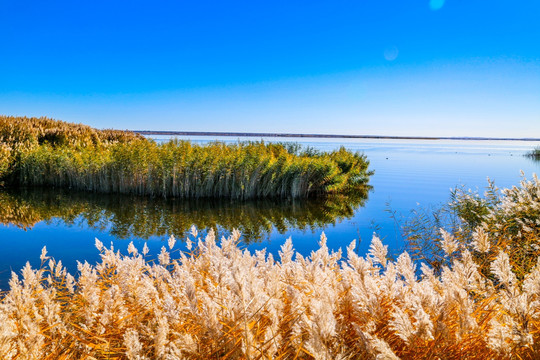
0,116,372,199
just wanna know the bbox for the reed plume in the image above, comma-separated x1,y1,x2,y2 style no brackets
1,227,539,359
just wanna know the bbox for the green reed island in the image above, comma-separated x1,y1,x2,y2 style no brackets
526,147,540,160
0,116,372,199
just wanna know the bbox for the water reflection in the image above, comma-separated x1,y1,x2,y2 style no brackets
527,155,540,164
0,186,370,243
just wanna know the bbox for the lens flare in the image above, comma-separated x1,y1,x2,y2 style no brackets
384,46,399,61
429,0,445,11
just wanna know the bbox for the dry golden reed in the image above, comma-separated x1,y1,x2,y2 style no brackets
1,226,539,359
403,175,540,282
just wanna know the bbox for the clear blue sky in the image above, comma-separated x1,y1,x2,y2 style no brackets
1,0,539,137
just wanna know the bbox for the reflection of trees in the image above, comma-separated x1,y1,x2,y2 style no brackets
0,186,370,243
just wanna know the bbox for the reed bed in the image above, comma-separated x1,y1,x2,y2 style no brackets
526,147,540,160
1,227,539,359
403,174,540,279
1,116,372,199
0,115,142,149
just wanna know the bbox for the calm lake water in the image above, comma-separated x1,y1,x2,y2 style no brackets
1,138,539,289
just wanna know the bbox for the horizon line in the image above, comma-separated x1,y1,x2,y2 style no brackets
131,130,540,142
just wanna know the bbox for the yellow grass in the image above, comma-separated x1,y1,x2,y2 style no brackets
1,228,539,359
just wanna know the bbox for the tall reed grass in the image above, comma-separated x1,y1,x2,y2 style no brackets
402,174,540,281
1,227,539,359
526,147,540,160
0,115,142,149
1,116,373,199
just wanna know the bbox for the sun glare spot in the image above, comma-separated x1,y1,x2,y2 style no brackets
429,0,445,11
384,46,399,61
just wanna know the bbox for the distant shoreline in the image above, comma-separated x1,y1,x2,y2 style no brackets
133,130,540,142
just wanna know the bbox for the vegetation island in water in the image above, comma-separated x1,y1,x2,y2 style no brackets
0,116,372,199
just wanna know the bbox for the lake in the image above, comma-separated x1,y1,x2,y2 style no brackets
1,138,539,289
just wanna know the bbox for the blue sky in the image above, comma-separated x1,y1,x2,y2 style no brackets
1,0,539,137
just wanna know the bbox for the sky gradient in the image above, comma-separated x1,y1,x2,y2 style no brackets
1,0,539,137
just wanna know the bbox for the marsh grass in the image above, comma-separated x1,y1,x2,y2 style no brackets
0,116,373,199
401,175,540,281
1,227,539,359
525,147,540,160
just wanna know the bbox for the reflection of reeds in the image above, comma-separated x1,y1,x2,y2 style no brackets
1,116,373,199
0,186,370,242
1,230,539,359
